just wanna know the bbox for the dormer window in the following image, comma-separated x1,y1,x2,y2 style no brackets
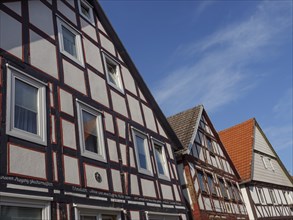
103,54,124,93
78,0,94,24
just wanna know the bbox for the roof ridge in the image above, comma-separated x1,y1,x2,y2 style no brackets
219,117,255,133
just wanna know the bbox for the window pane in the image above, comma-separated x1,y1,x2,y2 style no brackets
106,62,118,85
14,79,38,134
154,145,165,175
0,205,42,220
82,110,98,153
62,26,77,57
81,3,90,19
81,216,96,220
207,175,216,195
219,179,228,198
136,135,147,169
102,214,116,220
206,138,214,153
197,172,206,192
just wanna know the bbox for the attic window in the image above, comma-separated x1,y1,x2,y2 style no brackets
261,156,268,169
78,0,94,24
268,158,275,171
103,54,124,93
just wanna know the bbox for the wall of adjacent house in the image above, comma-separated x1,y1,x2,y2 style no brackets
252,126,293,187
247,185,293,219
0,0,186,219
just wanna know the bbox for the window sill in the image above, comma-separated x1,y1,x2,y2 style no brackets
81,150,107,163
61,50,85,68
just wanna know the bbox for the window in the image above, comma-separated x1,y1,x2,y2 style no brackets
197,171,207,193
269,189,277,204
6,66,47,145
226,182,235,200
76,205,121,220
206,137,214,153
268,158,275,171
232,184,241,201
132,129,152,176
152,139,169,180
219,178,228,198
103,54,124,93
77,100,106,162
0,196,50,220
57,17,84,66
258,188,265,204
261,156,268,169
207,174,216,195
78,0,94,24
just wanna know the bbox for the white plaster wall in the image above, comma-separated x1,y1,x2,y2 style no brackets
203,197,212,211
52,151,58,181
142,104,157,132
129,147,136,168
61,119,77,150
80,18,97,41
9,145,46,179
250,186,259,204
83,38,103,73
111,169,122,193
138,89,146,102
117,118,126,138
84,164,108,190
29,1,54,38
121,66,137,95
214,199,221,212
160,184,174,200
120,144,127,166
30,30,58,79
141,179,156,198
59,89,74,116
3,2,21,16
173,185,181,201
130,211,140,220
97,20,107,35
127,95,143,124
166,143,174,160
0,11,22,59
63,155,80,185
100,34,115,56
107,139,118,162
88,70,109,107
111,91,128,117
157,120,167,139
104,112,114,133
130,174,139,195
63,60,86,94
57,1,76,25
65,0,75,8
51,115,56,143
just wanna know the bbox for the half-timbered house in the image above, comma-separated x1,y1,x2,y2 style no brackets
0,1,187,219
167,105,248,220
219,118,293,219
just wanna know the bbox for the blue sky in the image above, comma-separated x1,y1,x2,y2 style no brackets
99,1,293,175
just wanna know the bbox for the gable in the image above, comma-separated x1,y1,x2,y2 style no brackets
254,126,275,157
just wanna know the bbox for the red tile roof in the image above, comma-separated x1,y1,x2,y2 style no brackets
218,118,255,182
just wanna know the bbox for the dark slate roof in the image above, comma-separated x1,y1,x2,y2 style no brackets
167,105,202,149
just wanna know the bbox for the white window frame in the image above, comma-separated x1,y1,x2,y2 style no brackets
261,156,268,169
268,158,275,171
76,99,106,162
6,65,47,146
0,195,51,220
258,188,266,204
102,53,124,93
57,17,84,66
151,138,170,181
74,204,122,220
78,0,94,24
132,128,153,176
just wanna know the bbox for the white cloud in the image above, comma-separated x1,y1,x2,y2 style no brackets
153,1,292,116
